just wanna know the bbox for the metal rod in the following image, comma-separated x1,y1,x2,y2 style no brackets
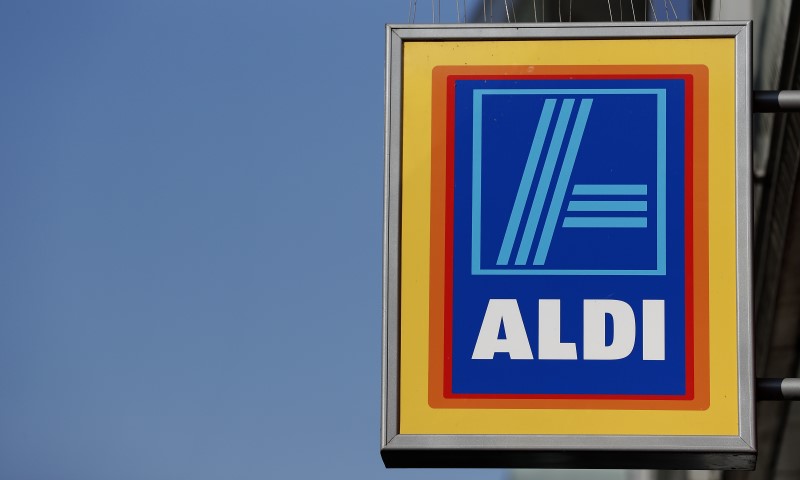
754,90,800,112
756,378,800,400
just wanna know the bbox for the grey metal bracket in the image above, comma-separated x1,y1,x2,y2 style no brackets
753,90,800,112
756,378,800,400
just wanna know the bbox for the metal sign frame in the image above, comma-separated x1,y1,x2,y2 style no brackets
382,22,753,470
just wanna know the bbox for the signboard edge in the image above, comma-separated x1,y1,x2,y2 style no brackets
381,21,756,470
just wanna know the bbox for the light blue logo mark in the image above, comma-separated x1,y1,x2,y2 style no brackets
471,88,667,276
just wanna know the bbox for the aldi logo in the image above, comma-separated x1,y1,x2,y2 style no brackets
427,67,710,408
471,85,669,275
384,26,754,469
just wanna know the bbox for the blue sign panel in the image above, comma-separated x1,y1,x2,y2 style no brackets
450,78,688,397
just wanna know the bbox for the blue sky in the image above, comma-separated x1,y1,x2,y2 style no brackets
0,1,692,479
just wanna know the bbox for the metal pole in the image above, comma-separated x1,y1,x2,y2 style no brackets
756,378,800,400
753,90,800,112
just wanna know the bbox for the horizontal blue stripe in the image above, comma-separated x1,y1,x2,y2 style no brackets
567,201,647,212
563,217,648,228
473,268,666,276
476,89,665,96
572,184,648,195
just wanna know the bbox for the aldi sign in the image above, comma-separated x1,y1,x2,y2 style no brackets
383,23,754,470
452,77,686,400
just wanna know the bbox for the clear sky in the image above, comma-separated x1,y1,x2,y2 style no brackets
0,1,690,479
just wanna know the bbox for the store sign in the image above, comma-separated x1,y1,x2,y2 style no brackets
382,23,754,470
449,75,687,401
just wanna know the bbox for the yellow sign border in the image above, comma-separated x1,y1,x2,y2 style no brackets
399,38,740,436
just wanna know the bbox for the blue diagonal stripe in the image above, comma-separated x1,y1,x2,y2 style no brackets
533,98,593,266
567,200,647,212
514,99,575,266
496,99,557,266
